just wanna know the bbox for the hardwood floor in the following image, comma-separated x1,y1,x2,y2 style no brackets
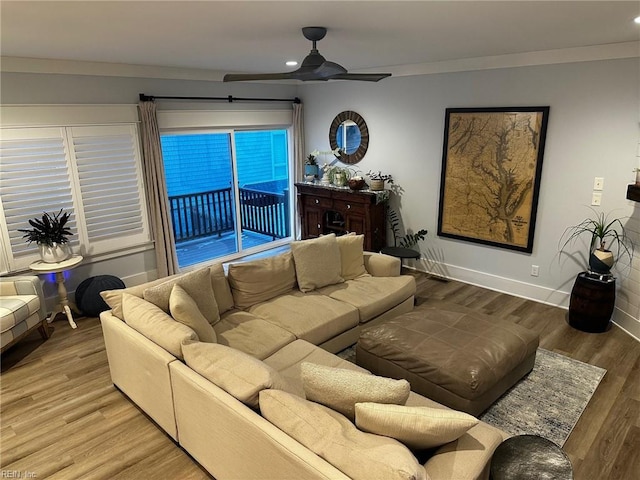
1,271,638,479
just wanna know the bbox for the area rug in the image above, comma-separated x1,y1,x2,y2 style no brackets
336,346,606,446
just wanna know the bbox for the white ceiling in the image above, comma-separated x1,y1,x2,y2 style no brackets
1,1,639,78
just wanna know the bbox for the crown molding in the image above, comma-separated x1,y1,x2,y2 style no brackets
2,41,638,82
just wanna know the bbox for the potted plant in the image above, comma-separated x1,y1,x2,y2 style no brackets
559,208,634,275
366,170,394,191
19,209,73,263
304,153,319,180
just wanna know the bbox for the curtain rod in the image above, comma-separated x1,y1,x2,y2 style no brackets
139,93,301,104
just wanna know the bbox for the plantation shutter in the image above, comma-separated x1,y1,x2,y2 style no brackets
0,128,78,262
0,124,150,272
70,125,148,253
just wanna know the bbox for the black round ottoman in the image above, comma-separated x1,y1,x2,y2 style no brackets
75,275,125,317
490,434,573,479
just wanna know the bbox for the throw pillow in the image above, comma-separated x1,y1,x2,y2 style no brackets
169,285,217,343
143,267,220,325
336,233,368,280
209,262,234,316
355,402,479,450
260,390,427,480
290,234,344,293
121,293,197,359
182,341,295,408
300,362,410,420
227,252,297,309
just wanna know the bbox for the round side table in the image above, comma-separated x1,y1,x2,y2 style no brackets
490,434,573,480
30,254,84,329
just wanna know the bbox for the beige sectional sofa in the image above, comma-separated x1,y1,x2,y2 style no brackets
100,234,507,480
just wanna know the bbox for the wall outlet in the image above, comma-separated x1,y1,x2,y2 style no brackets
593,177,604,191
591,192,602,206
531,265,539,277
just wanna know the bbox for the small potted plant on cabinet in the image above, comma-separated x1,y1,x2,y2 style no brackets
304,153,319,181
366,170,393,191
19,209,73,263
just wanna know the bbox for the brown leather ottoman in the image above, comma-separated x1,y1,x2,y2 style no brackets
356,304,539,416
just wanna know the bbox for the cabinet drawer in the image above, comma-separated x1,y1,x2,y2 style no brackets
333,200,365,215
304,196,333,209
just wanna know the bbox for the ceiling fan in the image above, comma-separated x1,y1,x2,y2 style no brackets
223,27,392,83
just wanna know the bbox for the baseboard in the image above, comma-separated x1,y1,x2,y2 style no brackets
410,261,570,308
612,309,640,341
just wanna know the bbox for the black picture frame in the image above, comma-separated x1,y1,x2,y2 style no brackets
437,106,550,253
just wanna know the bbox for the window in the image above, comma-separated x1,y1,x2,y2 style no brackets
0,124,150,272
160,128,291,267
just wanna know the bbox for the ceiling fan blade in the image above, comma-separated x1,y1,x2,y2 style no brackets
314,61,348,78
329,73,392,82
223,72,296,82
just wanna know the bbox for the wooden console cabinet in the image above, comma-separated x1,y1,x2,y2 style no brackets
295,183,386,252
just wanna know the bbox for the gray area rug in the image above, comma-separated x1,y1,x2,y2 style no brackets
337,346,605,447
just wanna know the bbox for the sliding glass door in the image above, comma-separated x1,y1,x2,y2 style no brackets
160,129,291,268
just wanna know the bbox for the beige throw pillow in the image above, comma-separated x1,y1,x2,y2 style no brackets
209,262,234,315
355,402,479,450
260,390,427,480
143,267,220,325
300,362,410,420
169,285,217,343
182,341,295,408
336,233,368,280
121,293,197,359
227,252,297,309
290,234,344,292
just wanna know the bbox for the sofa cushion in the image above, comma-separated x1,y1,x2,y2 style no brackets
169,285,217,343
182,341,296,408
0,295,41,333
210,262,234,314
337,233,368,280
300,362,411,421
247,290,359,345
290,234,344,292
260,389,427,480
354,402,479,450
319,275,416,323
121,293,197,360
214,309,296,360
228,252,297,309
143,267,220,325
264,339,367,398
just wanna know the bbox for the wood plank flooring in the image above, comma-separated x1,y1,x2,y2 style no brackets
2,271,639,479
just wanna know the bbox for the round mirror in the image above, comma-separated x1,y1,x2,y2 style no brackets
329,111,369,164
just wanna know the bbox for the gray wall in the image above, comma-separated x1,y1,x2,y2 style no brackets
301,58,640,337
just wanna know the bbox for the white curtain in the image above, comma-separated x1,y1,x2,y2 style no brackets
292,101,305,238
138,100,179,277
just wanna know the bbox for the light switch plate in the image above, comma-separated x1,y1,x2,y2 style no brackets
593,177,604,191
591,192,602,206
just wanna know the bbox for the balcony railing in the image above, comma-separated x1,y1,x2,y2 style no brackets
168,187,290,243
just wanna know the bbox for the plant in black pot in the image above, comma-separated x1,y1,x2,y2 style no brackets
559,208,634,275
19,209,73,263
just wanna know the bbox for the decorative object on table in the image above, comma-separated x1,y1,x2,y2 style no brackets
559,207,634,275
19,209,73,263
366,170,393,191
329,110,370,164
437,107,550,253
328,166,352,187
75,275,125,317
304,153,319,181
348,176,366,190
489,435,573,480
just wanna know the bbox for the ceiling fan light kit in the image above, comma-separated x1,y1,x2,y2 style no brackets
223,27,391,83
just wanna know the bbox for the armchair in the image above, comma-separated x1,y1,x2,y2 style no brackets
1,275,49,353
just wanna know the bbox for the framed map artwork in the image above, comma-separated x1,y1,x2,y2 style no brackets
437,107,550,253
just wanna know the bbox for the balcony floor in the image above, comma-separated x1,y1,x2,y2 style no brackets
175,229,282,267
